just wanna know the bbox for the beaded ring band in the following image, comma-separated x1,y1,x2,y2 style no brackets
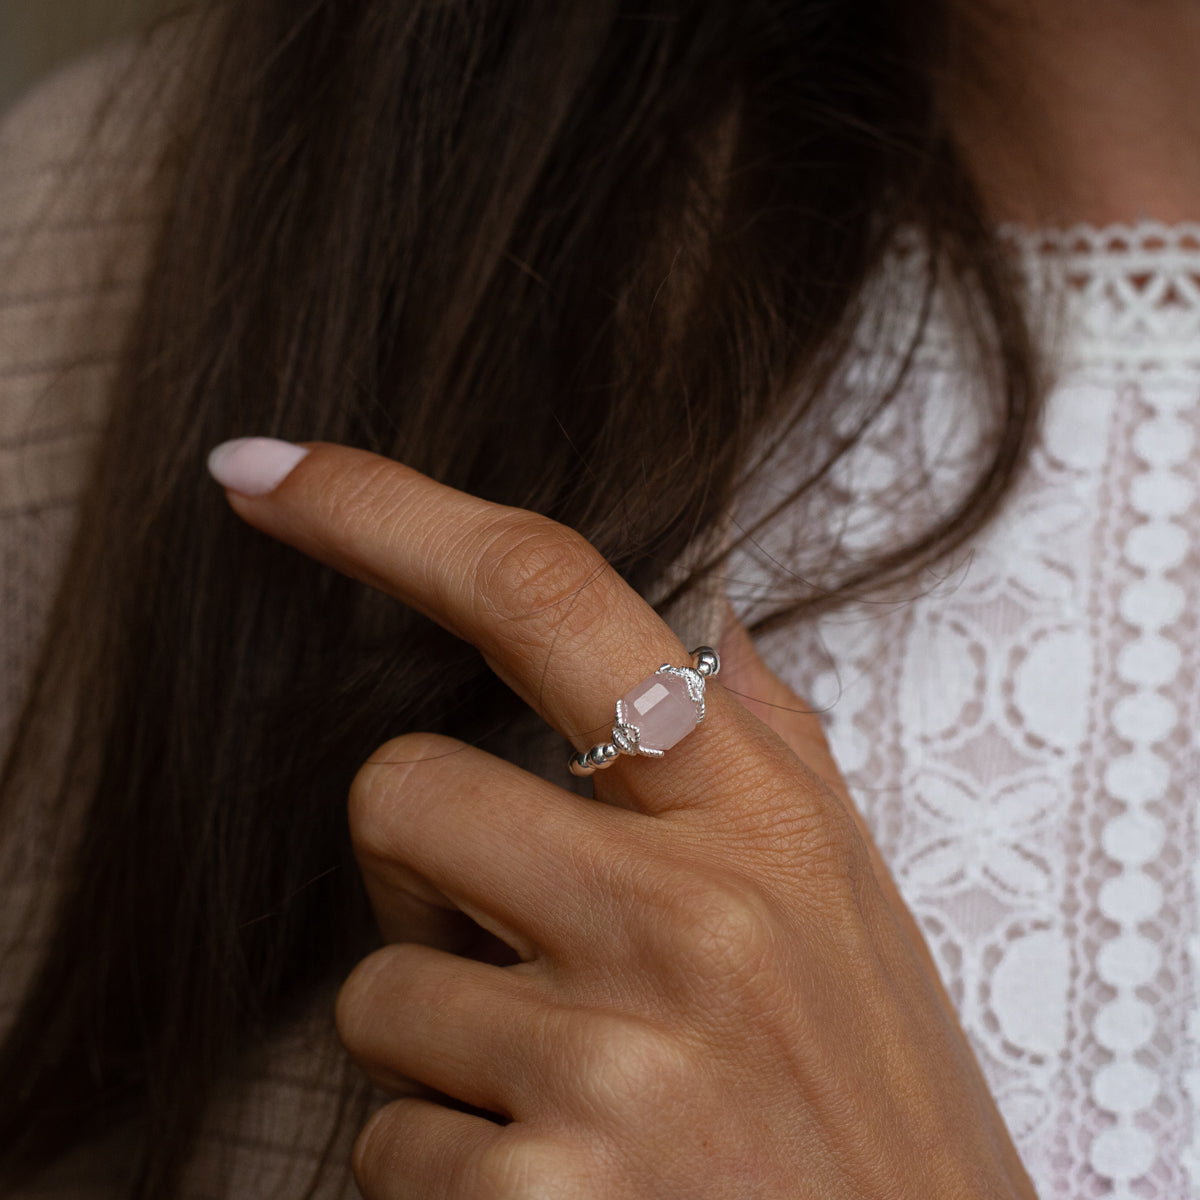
568,646,720,777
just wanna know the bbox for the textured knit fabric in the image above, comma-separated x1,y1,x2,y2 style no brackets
0,28,370,1200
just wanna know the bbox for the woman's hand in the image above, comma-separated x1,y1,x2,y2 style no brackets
210,438,1036,1200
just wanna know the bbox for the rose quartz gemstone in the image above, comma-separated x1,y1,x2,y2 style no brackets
621,673,699,753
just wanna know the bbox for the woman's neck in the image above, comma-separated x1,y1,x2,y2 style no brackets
950,1,1200,226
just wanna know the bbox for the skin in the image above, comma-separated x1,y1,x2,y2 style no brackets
949,0,1200,224
214,443,1037,1199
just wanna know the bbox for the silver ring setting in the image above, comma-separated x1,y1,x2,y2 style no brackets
568,646,720,777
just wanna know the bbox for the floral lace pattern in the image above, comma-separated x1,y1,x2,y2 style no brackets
733,224,1200,1197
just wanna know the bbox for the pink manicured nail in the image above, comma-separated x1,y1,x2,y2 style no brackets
206,437,310,496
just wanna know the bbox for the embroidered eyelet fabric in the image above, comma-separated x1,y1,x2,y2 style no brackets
733,223,1200,1197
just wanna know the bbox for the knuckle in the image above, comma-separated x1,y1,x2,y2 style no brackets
655,874,777,989
346,732,458,862
568,1013,693,1114
335,944,412,1055
469,1136,588,1200
470,512,613,637
351,1101,404,1198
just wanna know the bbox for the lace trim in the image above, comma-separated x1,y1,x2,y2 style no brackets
1082,378,1195,1190
880,221,1200,372
1004,222,1200,370
1000,221,1200,261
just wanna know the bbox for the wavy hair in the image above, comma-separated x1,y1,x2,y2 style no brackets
0,1,1037,1194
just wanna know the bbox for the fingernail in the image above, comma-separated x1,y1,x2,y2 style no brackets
206,437,310,496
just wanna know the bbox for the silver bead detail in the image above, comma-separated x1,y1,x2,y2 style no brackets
692,646,720,678
591,742,620,767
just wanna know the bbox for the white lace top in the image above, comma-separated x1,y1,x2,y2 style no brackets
734,223,1200,1198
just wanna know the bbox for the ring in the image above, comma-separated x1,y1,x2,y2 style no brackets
568,646,721,777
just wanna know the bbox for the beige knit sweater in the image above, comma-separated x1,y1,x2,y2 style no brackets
0,24,724,1198
0,24,372,1199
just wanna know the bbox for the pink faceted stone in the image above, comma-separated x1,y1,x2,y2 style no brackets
621,672,699,753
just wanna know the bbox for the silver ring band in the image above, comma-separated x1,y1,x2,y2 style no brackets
568,646,720,777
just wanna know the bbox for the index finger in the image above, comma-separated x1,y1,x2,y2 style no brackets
206,438,763,810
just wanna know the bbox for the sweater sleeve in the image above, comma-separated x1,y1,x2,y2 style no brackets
0,24,190,513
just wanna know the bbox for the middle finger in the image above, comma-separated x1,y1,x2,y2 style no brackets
350,732,646,959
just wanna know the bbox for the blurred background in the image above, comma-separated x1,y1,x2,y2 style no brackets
0,0,170,112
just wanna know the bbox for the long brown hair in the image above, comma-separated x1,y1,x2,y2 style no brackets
0,0,1038,1195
